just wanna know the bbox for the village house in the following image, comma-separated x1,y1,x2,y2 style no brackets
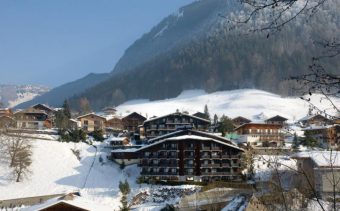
105,116,123,131
137,129,244,182
25,193,112,211
32,104,55,117
0,108,13,117
68,119,80,130
265,115,288,126
232,116,251,128
107,136,130,147
121,112,146,132
291,151,340,198
299,114,331,127
142,112,211,139
302,125,340,149
234,123,283,147
14,108,51,130
77,113,106,133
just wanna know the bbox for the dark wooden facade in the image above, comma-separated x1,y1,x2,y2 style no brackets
14,108,50,129
137,130,244,182
122,112,146,132
143,112,210,139
105,117,123,131
232,116,251,127
300,114,331,127
234,123,283,147
265,115,288,126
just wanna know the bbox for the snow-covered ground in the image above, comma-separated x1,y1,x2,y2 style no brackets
0,138,198,210
116,89,339,123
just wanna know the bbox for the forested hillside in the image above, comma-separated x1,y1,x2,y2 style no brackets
66,0,340,110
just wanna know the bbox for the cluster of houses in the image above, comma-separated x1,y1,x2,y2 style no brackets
0,104,339,197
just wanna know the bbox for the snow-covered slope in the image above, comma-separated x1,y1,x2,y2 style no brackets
0,139,140,209
0,84,49,108
116,89,339,122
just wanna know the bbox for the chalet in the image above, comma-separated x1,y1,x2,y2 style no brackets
291,151,340,198
0,108,13,117
107,136,130,147
105,116,123,131
265,115,288,126
102,107,117,115
192,112,209,120
69,119,80,130
232,116,251,127
32,104,55,117
302,125,340,149
110,148,140,165
299,114,331,127
333,117,340,124
25,193,112,211
137,129,244,182
0,115,16,129
234,123,283,147
142,112,210,139
122,112,146,132
14,108,50,130
77,113,106,133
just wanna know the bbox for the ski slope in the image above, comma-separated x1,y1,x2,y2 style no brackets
116,89,339,122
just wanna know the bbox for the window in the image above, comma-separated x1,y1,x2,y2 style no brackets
84,120,88,125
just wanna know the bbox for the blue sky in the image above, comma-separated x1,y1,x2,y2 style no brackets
0,0,193,88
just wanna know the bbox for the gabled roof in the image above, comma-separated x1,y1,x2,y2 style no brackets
32,103,54,112
234,122,282,131
24,194,112,211
299,114,330,122
76,113,106,120
146,129,241,149
122,112,146,121
143,112,210,124
14,108,48,115
232,116,251,122
138,133,244,152
291,151,340,167
265,115,288,122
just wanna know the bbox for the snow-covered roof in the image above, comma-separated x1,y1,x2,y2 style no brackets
76,112,106,120
143,112,210,124
138,134,244,152
111,148,141,153
299,114,329,122
109,137,128,142
292,151,340,167
302,124,337,131
24,195,112,211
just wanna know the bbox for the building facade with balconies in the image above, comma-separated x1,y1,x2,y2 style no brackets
142,112,210,139
137,130,244,182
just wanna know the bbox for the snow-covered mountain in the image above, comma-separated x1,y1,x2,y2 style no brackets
116,89,339,122
0,84,49,108
67,0,340,110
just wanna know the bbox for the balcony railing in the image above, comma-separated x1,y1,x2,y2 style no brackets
141,171,179,176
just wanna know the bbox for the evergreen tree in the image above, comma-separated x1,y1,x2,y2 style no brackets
119,179,131,211
62,100,71,118
292,133,299,150
219,115,234,136
204,104,210,120
213,114,218,125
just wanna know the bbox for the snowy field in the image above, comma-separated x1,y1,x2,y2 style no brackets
116,89,339,122
0,138,199,210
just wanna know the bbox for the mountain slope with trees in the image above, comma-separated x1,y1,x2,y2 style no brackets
68,0,339,110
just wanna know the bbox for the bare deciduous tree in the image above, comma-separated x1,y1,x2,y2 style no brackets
12,143,32,182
